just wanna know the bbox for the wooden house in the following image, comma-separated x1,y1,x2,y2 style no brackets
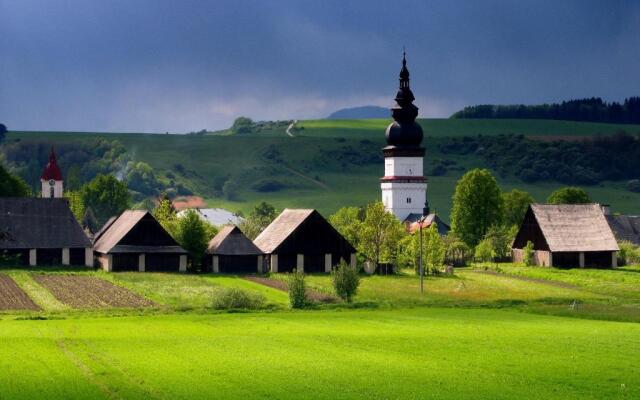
512,204,619,268
254,209,356,273
0,198,93,266
206,226,264,273
93,210,187,272
407,213,450,235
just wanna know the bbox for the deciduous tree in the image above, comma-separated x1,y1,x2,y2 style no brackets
547,187,591,204
502,189,534,228
451,169,503,246
80,174,131,225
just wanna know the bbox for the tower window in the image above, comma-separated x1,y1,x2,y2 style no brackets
406,197,411,204
50,187,55,198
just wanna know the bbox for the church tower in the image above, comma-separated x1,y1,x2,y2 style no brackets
40,146,64,198
381,52,428,222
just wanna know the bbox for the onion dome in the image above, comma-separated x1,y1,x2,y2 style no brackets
41,146,63,181
385,51,423,147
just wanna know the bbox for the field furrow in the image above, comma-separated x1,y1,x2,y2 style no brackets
0,274,40,311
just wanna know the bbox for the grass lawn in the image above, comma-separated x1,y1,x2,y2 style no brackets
0,308,638,399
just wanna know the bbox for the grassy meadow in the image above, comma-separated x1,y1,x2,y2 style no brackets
7,118,640,219
0,265,639,398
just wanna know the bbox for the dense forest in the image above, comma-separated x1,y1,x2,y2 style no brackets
451,97,640,124
440,132,640,189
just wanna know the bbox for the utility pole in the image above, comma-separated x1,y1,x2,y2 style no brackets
419,216,425,294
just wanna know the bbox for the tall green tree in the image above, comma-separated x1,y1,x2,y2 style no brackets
547,187,591,204
0,123,7,143
153,192,178,237
0,164,30,197
80,174,131,225
177,209,209,271
359,202,405,267
65,191,85,222
329,206,364,250
239,201,278,240
451,169,503,246
502,189,534,228
422,223,446,275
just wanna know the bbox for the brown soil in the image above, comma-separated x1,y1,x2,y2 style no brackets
471,269,580,290
245,275,338,303
0,275,40,311
33,275,154,309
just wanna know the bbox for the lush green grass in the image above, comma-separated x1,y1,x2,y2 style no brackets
0,308,638,399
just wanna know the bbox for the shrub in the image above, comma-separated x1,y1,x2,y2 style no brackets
288,270,307,309
251,179,285,192
523,241,535,266
331,260,360,302
210,287,266,310
618,241,640,266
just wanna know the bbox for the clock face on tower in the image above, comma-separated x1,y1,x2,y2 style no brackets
48,179,55,187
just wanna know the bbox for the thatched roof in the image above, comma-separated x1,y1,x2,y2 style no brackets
0,198,91,249
253,209,315,253
207,225,263,255
606,215,640,245
530,204,619,252
93,210,185,254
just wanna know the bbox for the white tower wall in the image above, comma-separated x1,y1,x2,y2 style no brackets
41,179,63,198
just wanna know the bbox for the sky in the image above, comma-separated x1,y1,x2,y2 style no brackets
1,0,640,133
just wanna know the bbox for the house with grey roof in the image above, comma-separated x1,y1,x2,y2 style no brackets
0,198,93,266
206,225,264,273
253,209,356,273
512,204,619,268
93,210,187,272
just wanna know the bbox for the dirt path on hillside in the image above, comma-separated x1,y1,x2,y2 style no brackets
244,275,337,303
469,270,580,290
285,120,297,137
283,166,331,190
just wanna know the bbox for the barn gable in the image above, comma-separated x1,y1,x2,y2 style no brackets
207,226,262,256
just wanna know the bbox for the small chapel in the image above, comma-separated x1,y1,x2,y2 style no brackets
381,53,450,234
40,147,64,198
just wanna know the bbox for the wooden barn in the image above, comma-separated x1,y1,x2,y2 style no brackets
604,210,640,245
254,209,356,273
206,226,264,273
0,198,93,266
512,204,619,268
93,210,187,272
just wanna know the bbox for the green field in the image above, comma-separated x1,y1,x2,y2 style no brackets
1,265,640,399
7,118,640,219
1,309,638,399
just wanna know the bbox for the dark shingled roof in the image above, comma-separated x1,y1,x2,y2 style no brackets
93,210,186,254
206,225,263,255
0,198,91,249
606,215,640,245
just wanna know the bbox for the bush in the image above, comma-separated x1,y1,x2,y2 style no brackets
523,241,534,266
288,270,307,309
210,287,266,310
618,241,640,266
251,179,285,192
331,260,360,302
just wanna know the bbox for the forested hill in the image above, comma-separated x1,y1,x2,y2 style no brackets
452,97,640,124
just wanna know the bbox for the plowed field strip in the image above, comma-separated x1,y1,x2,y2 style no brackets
0,274,40,311
33,275,154,309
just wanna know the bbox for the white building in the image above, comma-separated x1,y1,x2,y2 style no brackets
381,53,429,223
40,147,64,198
177,208,244,227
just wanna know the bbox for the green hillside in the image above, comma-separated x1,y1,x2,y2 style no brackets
6,118,640,220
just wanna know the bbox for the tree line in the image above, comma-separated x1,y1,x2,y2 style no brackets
451,97,640,124
440,133,640,187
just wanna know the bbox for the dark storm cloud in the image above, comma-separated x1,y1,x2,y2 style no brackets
1,0,639,132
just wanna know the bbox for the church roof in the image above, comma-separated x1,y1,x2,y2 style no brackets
0,198,91,249
385,52,423,149
41,147,63,181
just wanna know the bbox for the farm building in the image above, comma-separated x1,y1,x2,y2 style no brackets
93,210,187,272
254,209,356,273
603,206,640,245
0,198,93,266
206,225,264,273
406,213,450,235
512,204,619,268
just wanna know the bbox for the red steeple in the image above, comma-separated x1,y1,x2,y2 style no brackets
41,146,63,181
